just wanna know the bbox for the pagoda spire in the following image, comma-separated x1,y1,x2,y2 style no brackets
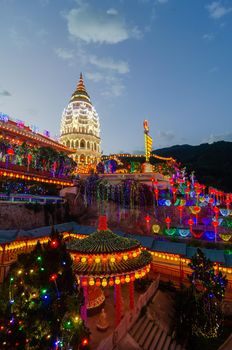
70,72,91,104
76,72,87,93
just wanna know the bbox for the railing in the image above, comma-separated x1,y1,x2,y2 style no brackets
96,275,160,350
0,161,71,180
0,193,65,204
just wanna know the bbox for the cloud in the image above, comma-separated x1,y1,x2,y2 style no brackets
65,3,141,44
205,133,232,143
86,72,104,82
158,130,175,141
0,90,11,97
202,33,215,40
107,8,118,16
89,55,129,74
54,48,74,60
102,76,125,97
206,1,232,19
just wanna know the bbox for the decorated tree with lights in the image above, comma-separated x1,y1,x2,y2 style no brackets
188,248,228,339
0,229,90,350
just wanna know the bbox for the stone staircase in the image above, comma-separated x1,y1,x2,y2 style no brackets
129,315,185,350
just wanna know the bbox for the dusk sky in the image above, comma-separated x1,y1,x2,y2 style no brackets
0,0,231,154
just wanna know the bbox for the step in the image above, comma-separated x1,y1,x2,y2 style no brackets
130,315,146,338
138,321,153,347
148,327,163,350
143,324,158,350
156,330,168,350
134,317,150,343
169,340,177,350
162,335,172,350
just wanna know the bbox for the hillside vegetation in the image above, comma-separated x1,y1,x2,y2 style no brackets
154,141,232,192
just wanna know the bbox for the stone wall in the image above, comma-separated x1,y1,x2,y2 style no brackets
0,202,68,230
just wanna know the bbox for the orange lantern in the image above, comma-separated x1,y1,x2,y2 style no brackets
95,278,101,287
109,277,114,286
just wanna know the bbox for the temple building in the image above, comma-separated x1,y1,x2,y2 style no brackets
60,73,101,164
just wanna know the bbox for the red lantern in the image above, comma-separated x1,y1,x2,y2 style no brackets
213,206,220,220
165,216,171,230
130,274,135,282
209,198,214,206
145,215,151,223
192,230,204,239
154,188,159,201
188,218,194,233
225,197,230,210
178,205,184,223
120,276,125,284
212,220,219,230
7,148,14,156
193,206,201,224
109,277,114,286
185,188,190,199
81,278,88,287
212,220,219,242
95,278,101,287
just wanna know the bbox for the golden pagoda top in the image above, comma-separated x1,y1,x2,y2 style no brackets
70,73,91,104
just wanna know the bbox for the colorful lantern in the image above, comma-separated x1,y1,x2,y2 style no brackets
165,216,171,230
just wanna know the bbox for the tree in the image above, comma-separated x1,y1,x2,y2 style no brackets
0,230,90,350
188,248,228,338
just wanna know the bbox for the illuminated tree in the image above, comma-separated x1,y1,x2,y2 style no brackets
0,230,90,350
188,249,228,338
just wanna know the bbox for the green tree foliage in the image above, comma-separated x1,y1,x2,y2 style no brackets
153,141,232,192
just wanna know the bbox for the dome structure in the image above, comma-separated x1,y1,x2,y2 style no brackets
60,73,101,165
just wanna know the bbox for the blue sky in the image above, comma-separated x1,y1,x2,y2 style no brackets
0,0,231,154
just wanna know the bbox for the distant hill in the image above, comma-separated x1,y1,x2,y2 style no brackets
153,141,232,193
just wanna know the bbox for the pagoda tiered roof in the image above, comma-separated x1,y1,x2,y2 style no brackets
67,216,152,283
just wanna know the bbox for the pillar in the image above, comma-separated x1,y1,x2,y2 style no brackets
129,280,134,310
115,283,122,327
80,279,88,324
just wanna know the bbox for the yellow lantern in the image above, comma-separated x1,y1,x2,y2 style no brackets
115,277,120,284
102,278,107,287
135,272,140,279
125,275,130,283
152,224,160,233
123,255,128,261
110,256,116,263
132,252,137,257
95,257,101,264
89,278,95,286
81,257,87,263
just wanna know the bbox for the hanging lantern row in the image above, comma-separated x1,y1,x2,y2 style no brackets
0,233,86,252
0,170,73,186
79,265,151,287
72,248,142,264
